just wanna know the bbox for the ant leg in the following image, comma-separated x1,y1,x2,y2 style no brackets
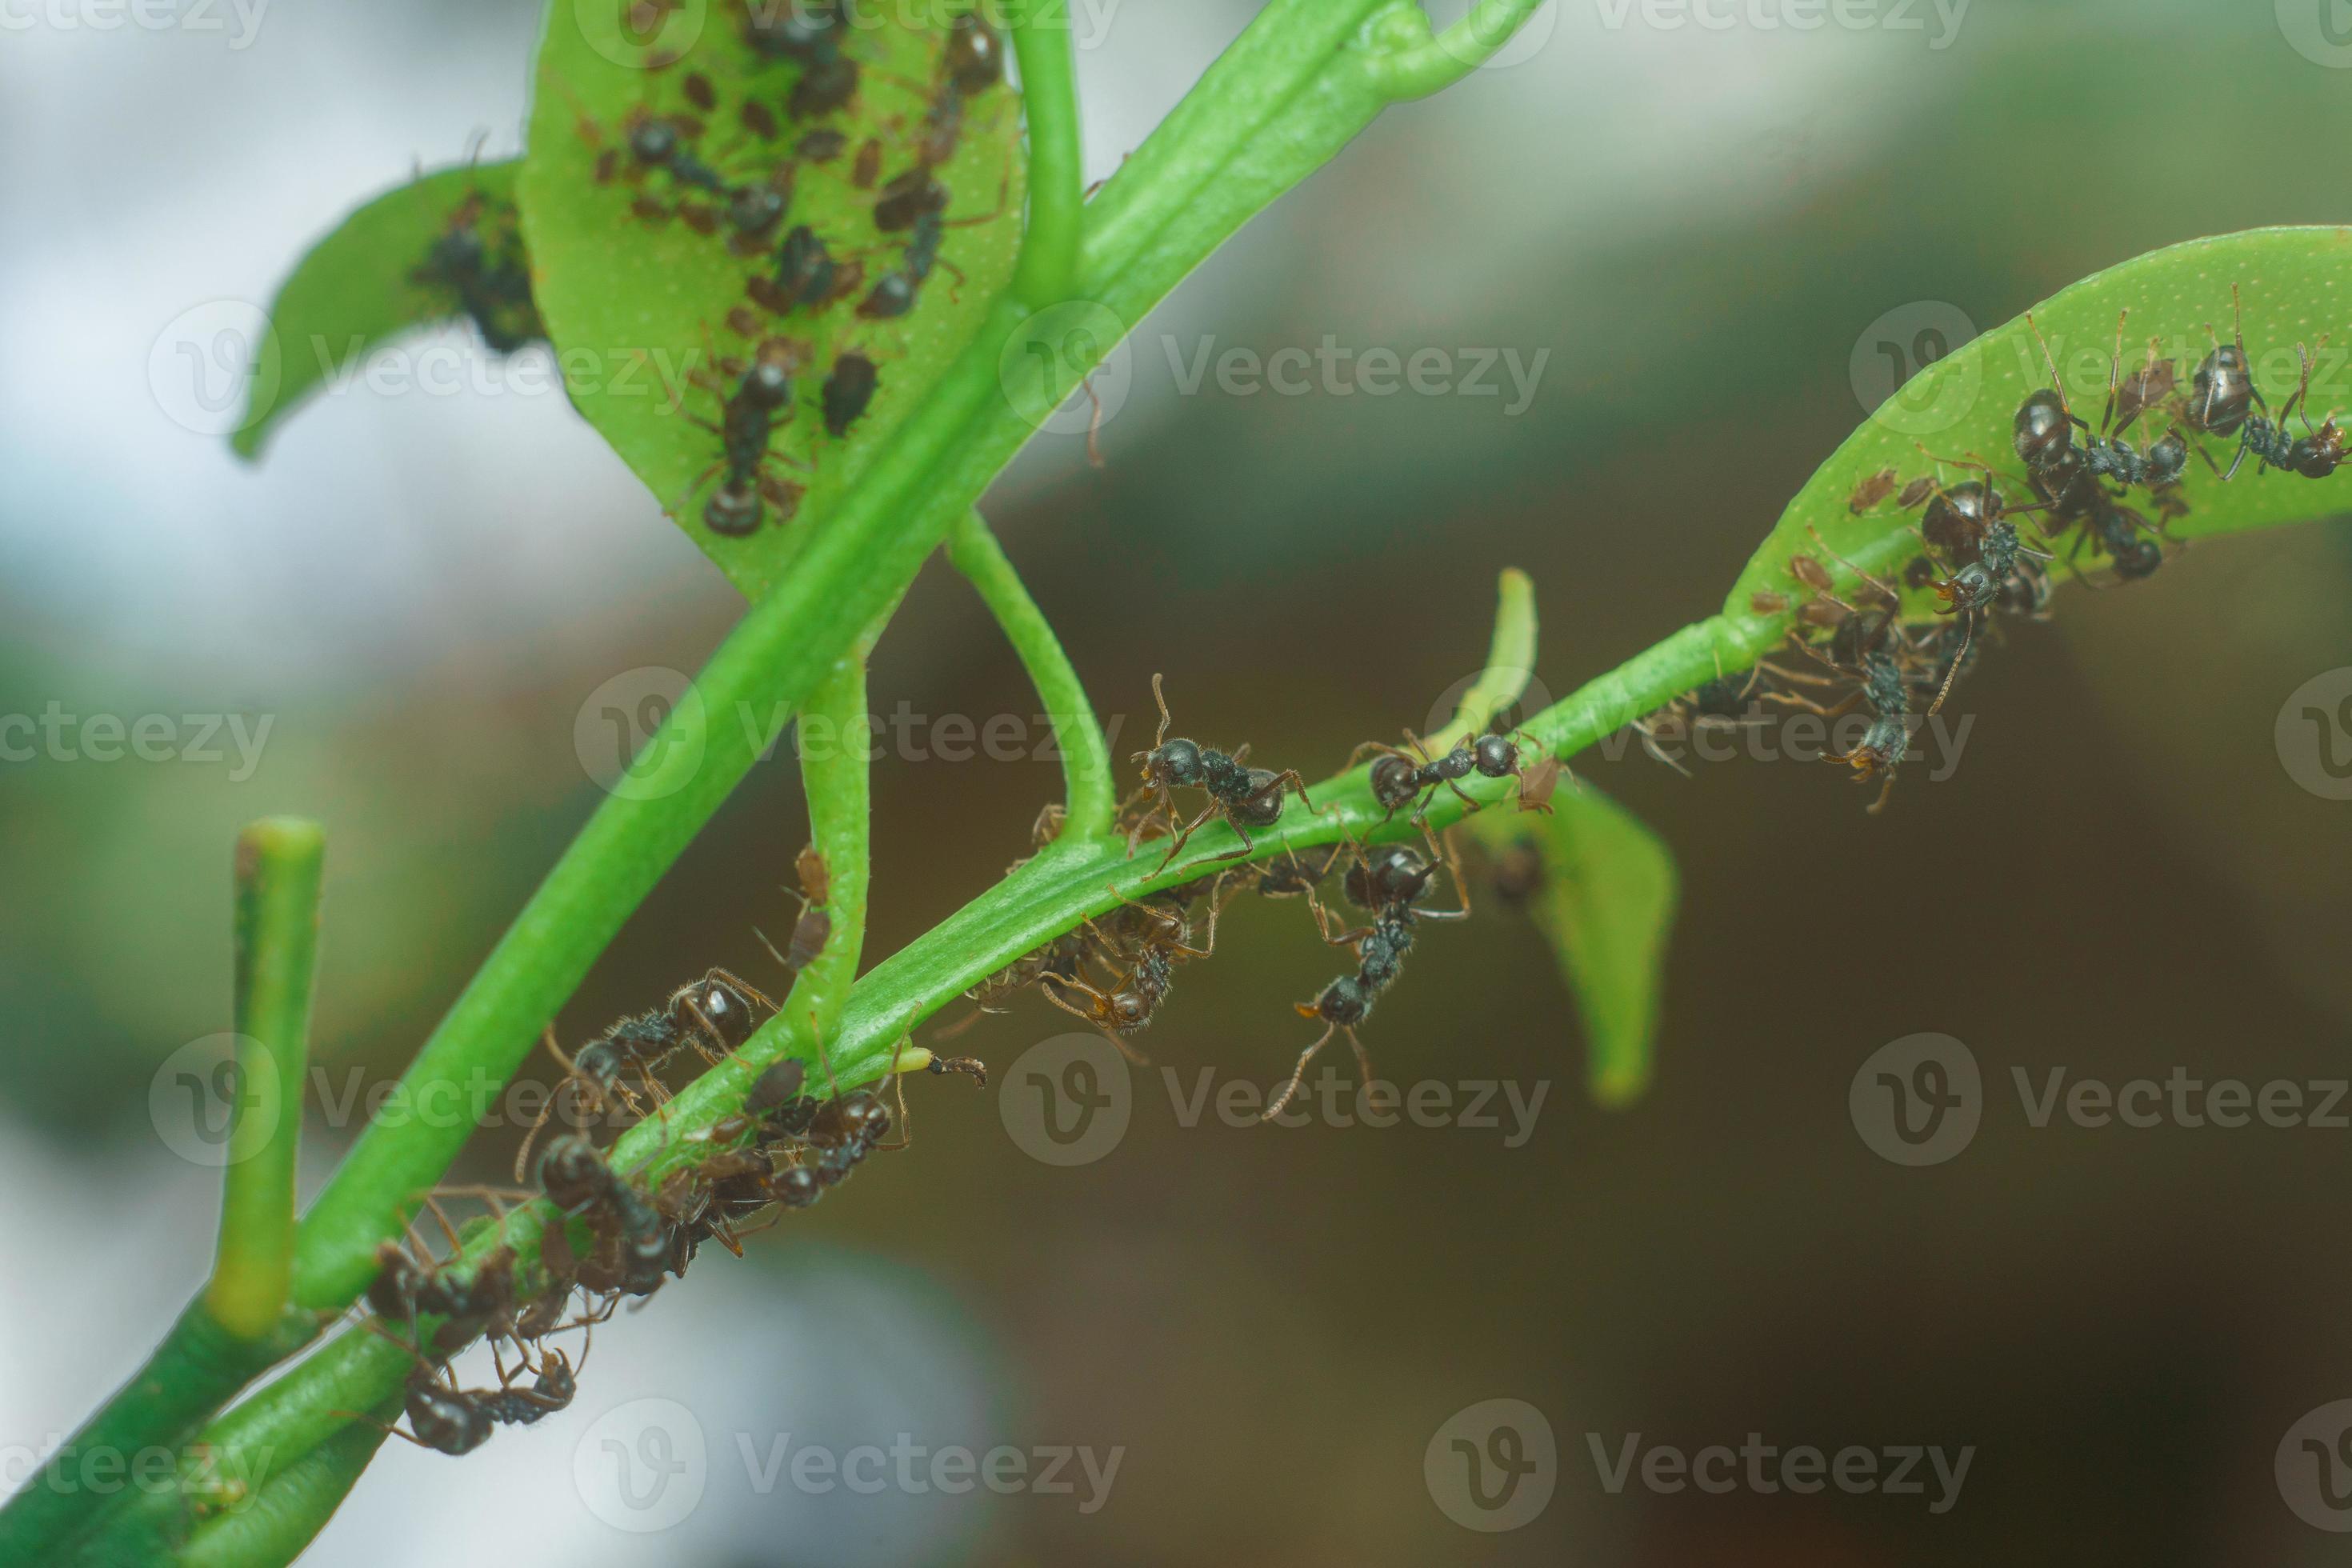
1147,674,1173,754
1154,798,1224,870
1342,740,1411,771
1803,523,1900,607
1418,820,1476,922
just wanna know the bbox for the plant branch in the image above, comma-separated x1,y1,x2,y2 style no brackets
1421,568,1538,753
947,509,1117,837
210,818,326,1338
1368,0,1555,100
1006,0,1082,309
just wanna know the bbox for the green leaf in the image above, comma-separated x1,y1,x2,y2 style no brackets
234,161,542,461
1472,784,1678,1107
1725,225,2352,632
518,6,1026,599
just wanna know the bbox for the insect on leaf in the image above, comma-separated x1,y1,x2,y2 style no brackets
1726,226,2352,640
519,4,1026,599
233,160,542,461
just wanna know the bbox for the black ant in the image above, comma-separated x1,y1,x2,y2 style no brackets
1768,527,1964,813
513,969,777,1181
2014,310,2187,518
1270,833,1470,1119
1040,882,1230,1050
2223,337,2346,480
411,190,543,355
1250,842,1345,900
1126,674,1322,869
662,335,810,536
858,212,958,319
2178,285,2264,454
359,1338,582,1457
537,1136,674,1298
748,225,862,318
1348,726,1554,825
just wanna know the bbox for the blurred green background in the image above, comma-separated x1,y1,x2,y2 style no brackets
5,0,2352,1562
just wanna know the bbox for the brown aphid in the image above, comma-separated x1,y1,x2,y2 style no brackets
1515,754,1564,814
1750,590,1790,615
682,71,716,113
1846,466,1899,514
1895,475,1937,508
852,137,883,190
1789,554,1835,594
797,128,847,162
726,305,764,338
742,99,780,140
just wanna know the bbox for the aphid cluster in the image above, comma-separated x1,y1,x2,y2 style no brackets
562,2,1013,538
1665,286,2345,810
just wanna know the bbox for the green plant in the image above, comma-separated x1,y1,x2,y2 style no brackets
8,1,2348,1560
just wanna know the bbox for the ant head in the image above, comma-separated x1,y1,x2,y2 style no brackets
742,358,794,408
1144,737,1203,787
629,119,679,166
1111,992,1150,1030
946,10,1005,94
729,184,787,236
2012,390,2073,466
1471,733,1520,778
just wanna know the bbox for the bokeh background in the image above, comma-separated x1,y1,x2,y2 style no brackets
6,0,2352,1562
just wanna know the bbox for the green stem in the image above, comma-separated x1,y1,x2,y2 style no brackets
947,509,1117,837
209,818,326,1339
172,1411,393,1568
0,1305,321,1564
1420,568,1539,754
1369,0,1557,100
1006,0,1082,309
